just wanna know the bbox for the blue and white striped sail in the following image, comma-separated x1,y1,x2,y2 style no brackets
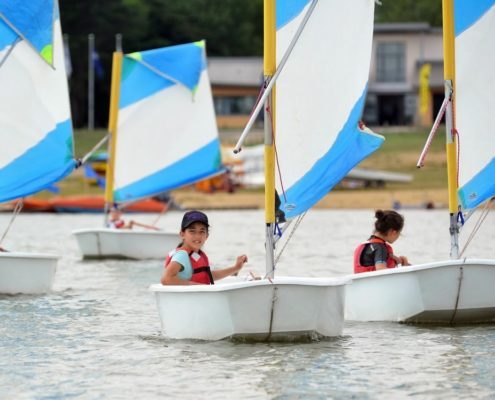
0,0,75,203
455,0,495,210
113,41,222,202
275,0,384,218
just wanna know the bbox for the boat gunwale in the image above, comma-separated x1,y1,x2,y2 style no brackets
71,228,176,237
0,252,58,260
347,258,495,280
149,276,351,293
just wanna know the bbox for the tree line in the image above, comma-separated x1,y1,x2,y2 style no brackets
59,0,441,128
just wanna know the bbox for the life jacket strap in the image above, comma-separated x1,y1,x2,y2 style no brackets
193,266,214,285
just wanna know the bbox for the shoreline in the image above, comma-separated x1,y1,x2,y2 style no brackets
171,188,449,210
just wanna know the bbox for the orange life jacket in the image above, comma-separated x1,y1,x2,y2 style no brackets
165,247,214,285
353,237,397,274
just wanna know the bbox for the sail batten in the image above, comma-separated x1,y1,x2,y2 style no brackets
113,41,222,203
275,0,383,218
455,1,495,209
0,1,75,203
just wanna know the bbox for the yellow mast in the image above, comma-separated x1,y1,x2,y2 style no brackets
442,0,459,257
264,0,276,276
104,51,123,215
264,0,276,223
442,0,458,214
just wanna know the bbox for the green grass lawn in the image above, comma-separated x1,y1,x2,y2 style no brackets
73,129,108,159
56,127,449,198
358,128,448,190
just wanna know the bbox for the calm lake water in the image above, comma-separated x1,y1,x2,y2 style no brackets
1,209,495,399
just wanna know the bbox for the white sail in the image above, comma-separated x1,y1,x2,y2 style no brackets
0,0,75,203
275,0,383,218
456,1,495,209
113,41,222,203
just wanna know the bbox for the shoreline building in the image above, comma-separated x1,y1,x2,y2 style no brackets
208,23,443,129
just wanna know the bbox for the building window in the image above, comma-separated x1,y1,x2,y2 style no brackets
214,96,257,115
376,42,405,82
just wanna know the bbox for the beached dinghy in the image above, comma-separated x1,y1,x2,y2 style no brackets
0,1,77,294
346,0,495,324
73,40,224,259
150,0,383,340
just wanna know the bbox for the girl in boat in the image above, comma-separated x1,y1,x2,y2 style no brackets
161,210,247,285
106,206,160,231
354,209,410,273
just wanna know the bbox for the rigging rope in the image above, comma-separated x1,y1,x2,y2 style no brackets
266,102,288,202
0,199,24,248
459,198,494,258
274,212,307,266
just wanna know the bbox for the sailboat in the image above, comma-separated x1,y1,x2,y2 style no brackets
345,0,495,324
0,0,76,294
72,41,224,259
150,0,384,340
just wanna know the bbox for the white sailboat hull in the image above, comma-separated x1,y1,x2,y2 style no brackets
0,252,57,295
72,228,178,260
345,259,495,324
150,276,348,341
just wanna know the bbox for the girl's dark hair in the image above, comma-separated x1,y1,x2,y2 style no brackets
374,209,404,234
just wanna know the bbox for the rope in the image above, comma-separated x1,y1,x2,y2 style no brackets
0,199,24,247
274,212,307,265
265,103,288,203
150,202,168,227
449,265,464,325
459,198,494,258
453,128,460,188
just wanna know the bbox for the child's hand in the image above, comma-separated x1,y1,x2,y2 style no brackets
234,255,248,271
396,255,410,266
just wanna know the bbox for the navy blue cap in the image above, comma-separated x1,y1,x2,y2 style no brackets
181,210,209,230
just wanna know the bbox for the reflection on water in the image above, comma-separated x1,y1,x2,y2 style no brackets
1,210,495,399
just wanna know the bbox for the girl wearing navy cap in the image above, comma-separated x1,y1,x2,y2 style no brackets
161,210,247,285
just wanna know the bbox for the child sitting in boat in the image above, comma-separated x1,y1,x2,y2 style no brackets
161,210,247,285
354,209,411,273
107,206,160,231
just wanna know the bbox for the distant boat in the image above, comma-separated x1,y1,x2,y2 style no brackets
73,41,224,259
222,144,412,189
0,1,76,294
20,196,167,213
150,0,383,340
345,0,495,324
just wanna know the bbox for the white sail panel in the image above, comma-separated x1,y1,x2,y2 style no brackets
456,2,495,209
275,0,383,217
0,12,74,203
113,64,221,202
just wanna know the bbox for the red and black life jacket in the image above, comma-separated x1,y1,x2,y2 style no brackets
353,237,397,274
165,247,214,285
108,219,125,229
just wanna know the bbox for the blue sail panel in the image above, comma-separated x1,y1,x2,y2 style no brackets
120,41,206,108
140,41,205,91
0,19,18,51
114,139,222,202
454,0,495,36
0,0,54,62
281,91,384,218
276,0,311,29
119,56,175,109
458,158,495,210
0,119,75,203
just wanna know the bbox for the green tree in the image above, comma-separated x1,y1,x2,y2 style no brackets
375,0,442,27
